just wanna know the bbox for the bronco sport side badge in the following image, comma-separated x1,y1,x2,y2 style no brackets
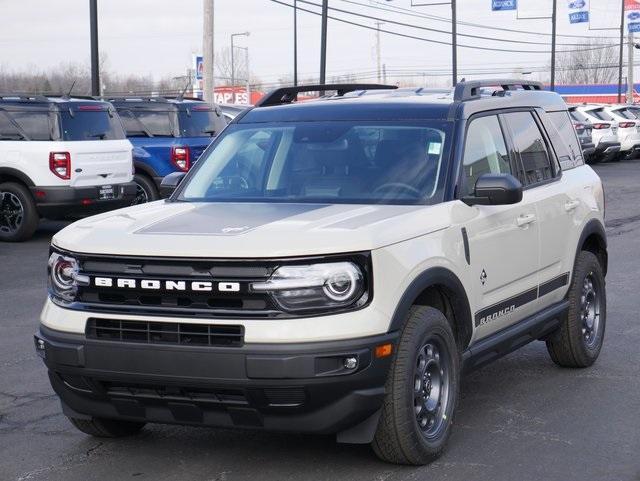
480,269,487,285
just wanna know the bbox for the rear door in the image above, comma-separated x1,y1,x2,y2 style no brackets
461,113,541,339
58,104,133,187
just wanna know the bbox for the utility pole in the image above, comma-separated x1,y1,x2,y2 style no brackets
451,0,457,86
203,0,215,103
375,21,384,83
294,0,298,85
231,32,250,104
628,33,635,104
382,63,387,84
320,0,329,85
550,0,557,91
89,0,100,96
618,0,625,103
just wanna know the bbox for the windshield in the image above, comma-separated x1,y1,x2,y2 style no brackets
177,108,226,137
178,121,450,205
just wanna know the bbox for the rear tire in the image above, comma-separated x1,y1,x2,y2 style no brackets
132,173,159,205
372,306,459,465
0,182,39,242
68,416,146,438
546,251,606,368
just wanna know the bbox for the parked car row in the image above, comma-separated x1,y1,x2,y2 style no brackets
570,103,640,163
0,94,227,241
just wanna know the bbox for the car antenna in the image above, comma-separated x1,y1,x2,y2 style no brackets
63,79,76,100
177,79,190,101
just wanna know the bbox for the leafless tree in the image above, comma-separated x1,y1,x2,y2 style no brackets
556,40,619,84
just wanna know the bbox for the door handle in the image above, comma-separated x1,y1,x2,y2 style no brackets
565,200,580,212
516,214,536,227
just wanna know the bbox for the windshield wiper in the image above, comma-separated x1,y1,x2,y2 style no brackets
0,134,26,140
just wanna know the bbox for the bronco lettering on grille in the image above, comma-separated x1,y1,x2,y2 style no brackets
93,277,241,292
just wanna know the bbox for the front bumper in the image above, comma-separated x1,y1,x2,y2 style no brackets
35,325,397,436
31,182,136,219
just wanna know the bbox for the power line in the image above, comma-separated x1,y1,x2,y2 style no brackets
353,0,620,40
272,0,617,54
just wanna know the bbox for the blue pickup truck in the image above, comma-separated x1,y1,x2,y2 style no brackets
108,97,227,204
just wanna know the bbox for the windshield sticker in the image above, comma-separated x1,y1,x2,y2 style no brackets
428,142,442,155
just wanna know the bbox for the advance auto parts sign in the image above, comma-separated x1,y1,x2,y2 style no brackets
568,0,589,24
626,0,640,33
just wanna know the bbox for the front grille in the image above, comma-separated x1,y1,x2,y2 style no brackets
86,318,244,347
103,381,249,405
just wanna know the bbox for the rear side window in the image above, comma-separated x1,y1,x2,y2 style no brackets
462,115,511,195
545,111,584,170
117,109,178,137
503,111,554,186
0,108,55,141
59,108,126,141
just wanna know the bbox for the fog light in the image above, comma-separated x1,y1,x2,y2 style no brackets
34,336,46,358
343,356,358,370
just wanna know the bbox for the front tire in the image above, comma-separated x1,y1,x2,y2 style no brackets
68,416,146,438
372,306,459,465
132,173,159,205
0,182,39,242
546,251,606,368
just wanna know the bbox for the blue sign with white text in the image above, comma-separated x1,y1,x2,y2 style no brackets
492,0,517,11
629,22,640,33
569,11,589,23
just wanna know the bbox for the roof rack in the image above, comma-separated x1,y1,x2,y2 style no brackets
0,93,49,102
453,79,543,102
255,83,398,107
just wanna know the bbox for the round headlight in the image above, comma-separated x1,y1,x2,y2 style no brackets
323,268,358,301
48,252,82,302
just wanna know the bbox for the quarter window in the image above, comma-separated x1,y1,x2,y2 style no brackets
462,115,511,195
546,111,584,170
504,111,553,185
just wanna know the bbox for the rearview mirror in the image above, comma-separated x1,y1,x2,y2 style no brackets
462,173,523,206
160,171,186,198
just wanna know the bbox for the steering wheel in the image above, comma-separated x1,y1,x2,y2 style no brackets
373,182,421,198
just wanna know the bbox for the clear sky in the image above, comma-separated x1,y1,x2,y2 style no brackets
0,0,628,87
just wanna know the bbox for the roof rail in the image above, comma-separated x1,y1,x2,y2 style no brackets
453,79,543,102
47,94,100,101
255,83,398,107
0,93,49,102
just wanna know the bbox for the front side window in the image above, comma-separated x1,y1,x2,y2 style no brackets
504,111,554,186
179,121,451,205
462,115,511,195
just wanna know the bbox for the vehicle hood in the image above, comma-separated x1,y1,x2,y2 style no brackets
52,201,452,258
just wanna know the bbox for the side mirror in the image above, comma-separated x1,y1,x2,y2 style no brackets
160,171,186,198
462,173,523,206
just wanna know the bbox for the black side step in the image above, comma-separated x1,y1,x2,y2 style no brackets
462,300,568,372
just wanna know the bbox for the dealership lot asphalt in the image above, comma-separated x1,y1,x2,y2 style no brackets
1,162,639,481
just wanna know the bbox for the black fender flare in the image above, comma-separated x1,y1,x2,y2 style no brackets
388,266,473,349
576,218,608,275
133,161,159,180
0,167,35,187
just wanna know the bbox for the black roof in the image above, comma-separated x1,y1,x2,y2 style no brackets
239,80,567,124
0,94,113,110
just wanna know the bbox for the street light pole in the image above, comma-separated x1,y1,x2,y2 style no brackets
451,0,457,86
294,0,298,85
89,0,100,96
550,0,557,91
320,0,329,85
230,32,250,104
203,0,215,102
618,0,625,103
